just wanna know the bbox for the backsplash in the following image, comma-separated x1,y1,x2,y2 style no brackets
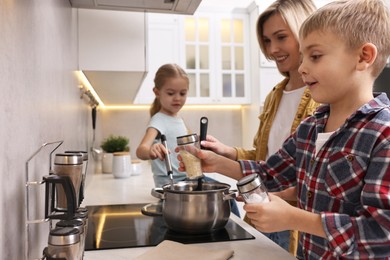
98,108,243,160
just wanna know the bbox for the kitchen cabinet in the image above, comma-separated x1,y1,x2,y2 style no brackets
134,14,181,104
78,9,148,106
181,12,251,104
134,12,251,105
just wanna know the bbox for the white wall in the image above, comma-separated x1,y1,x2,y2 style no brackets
0,1,91,259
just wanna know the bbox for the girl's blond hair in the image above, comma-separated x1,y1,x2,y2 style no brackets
300,0,390,77
150,63,189,117
256,0,317,76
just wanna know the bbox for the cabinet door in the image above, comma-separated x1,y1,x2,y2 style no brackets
78,9,146,71
181,13,251,104
134,14,180,104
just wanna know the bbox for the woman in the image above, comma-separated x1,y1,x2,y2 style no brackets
201,0,319,255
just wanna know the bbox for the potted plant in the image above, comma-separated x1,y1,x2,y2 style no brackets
101,135,129,173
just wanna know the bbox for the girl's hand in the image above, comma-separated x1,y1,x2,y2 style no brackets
243,193,294,233
149,143,168,161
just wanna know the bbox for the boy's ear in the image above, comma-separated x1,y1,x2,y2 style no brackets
356,43,377,71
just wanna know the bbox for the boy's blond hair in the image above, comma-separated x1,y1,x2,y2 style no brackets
300,0,390,77
256,0,317,63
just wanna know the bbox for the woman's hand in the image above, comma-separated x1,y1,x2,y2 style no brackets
243,193,295,233
200,135,237,160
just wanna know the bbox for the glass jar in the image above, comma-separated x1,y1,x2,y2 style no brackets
236,174,269,204
176,134,203,179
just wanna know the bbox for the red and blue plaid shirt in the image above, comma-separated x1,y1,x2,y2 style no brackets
240,93,390,259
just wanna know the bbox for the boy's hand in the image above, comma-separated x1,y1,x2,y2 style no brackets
271,186,297,201
244,193,294,233
176,147,220,173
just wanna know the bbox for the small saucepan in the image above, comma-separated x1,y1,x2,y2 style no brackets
142,180,236,234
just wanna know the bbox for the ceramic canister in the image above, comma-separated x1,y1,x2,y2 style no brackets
112,152,132,178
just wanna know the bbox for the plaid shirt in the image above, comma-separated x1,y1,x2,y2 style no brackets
240,93,390,259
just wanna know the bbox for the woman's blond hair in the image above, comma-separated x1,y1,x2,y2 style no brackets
150,63,189,117
256,0,317,73
300,0,390,77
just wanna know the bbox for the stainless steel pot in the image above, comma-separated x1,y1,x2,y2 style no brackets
142,180,236,234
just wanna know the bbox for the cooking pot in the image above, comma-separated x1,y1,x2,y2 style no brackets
142,180,236,234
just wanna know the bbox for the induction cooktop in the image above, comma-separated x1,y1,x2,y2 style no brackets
84,203,255,251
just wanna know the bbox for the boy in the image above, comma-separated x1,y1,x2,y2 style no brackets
178,0,390,258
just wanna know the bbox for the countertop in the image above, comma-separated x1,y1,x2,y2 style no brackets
82,166,295,260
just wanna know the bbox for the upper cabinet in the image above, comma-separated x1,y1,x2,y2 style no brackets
70,0,202,15
78,9,148,106
134,11,251,105
181,12,250,104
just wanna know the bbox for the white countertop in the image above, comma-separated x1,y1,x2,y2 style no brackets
82,166,295,260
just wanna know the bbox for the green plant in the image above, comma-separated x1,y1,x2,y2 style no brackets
100,135,129,153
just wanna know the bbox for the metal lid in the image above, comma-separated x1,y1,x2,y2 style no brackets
77,207,88,214
48,227,80,245
236,174,261,193
65,151,88,161
56,220,84,234
54,153,83,165
56,219,83,228
177,134,198,145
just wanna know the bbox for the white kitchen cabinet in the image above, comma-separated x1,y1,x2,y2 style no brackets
78,9,148,106
134,13,180,104
78,9,147,71
181,12,251,104
134,12,251,105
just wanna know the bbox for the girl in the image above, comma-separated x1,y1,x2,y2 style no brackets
136,63,189,188
136,63,241,217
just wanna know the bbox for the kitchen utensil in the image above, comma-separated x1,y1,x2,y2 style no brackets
176,134,203,180
196,116,209,191
237,174,269,204
160,134,173,189
111,152,132,178
199,116,208,149
90,107,103,161
142,180,236,234
53,153,83,210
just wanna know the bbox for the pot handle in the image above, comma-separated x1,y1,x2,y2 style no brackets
141,202,163,216
151,188,165,200
223,189,237,201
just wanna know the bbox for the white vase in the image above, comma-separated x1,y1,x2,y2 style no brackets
102,153,113,173
112,152,132,178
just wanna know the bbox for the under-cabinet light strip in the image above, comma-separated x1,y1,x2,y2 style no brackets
76,70,242,110
76,71,106,108
103,105,242,110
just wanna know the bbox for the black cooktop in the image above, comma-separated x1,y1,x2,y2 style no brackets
85,203,255,251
